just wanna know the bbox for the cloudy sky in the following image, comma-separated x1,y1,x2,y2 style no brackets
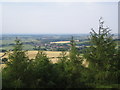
0,0,118,34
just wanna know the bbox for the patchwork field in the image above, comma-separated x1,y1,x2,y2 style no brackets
0,51,69,63
0,51,88,69
26,51,69,63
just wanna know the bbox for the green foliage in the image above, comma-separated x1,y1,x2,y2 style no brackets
53,51,68,88
69,36,83,65
54,37,89,88
84,17,119,85
1,36,92,88
2,18,120,88
2,58,8,63
2,38,29,88
32,50,56,88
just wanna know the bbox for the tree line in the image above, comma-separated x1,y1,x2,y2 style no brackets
2,18,120,88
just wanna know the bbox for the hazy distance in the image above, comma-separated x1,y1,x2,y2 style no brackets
1,2,118,34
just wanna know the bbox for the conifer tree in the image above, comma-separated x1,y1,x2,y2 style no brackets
32,48,55,88
69,36,83,65
2,38,29,88
84,17,118,85
54,51,68,88
64,36,86,88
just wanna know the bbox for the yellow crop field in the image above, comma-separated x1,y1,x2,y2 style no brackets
0,51,88,67
50,41,70,44
26,51,69,63
0,51,69,63
27,51,68,59
0,51,66,58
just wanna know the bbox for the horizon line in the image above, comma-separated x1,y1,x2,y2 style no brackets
0,0,119,3
2,33,90,35
1,33,118,35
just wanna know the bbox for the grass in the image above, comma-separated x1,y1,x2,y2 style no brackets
0,46,14,50
1,44,34,51
0,40,15,45
96,84,120,88
23,45,34,50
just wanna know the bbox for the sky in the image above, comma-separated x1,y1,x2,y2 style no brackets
0,0,119,2
0,0,118,34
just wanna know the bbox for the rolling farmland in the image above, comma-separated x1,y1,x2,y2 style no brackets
0,51,88,68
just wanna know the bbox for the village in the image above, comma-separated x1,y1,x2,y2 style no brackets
33,40,88,52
